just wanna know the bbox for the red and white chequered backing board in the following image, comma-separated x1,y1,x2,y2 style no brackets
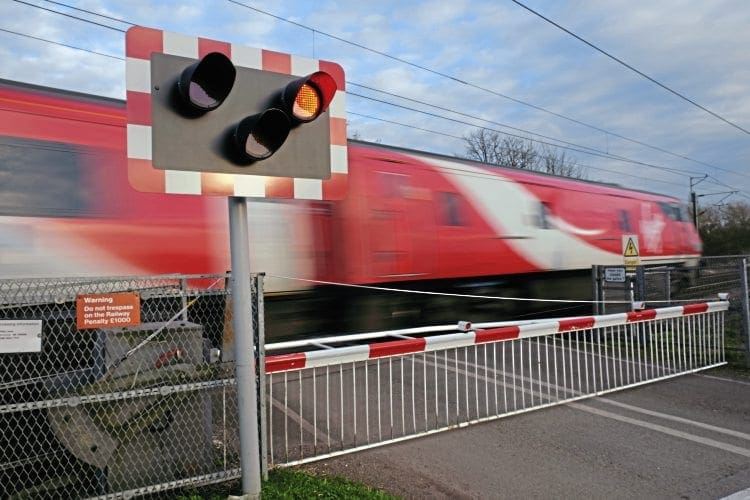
125,26,347,199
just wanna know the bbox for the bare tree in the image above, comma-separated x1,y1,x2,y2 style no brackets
463,127,502,164
500,136,537,170
537,143,585,178
462,128,586,179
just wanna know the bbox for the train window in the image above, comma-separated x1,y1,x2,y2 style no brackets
440,192,465,226
378,171,408,198
619,210,632,232
0,136,90,217
658,201,685,221
538,202,552,230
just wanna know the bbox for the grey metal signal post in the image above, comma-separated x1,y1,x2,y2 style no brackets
229,196,262,498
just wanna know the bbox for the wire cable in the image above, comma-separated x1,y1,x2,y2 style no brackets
509,0,750,136
350,82,741,177
3,21,720,188
227,0,745,177
10,0,125,32
349,92,715,179
348,110,741,195
350,82,750,181
38,0,133,27
350,82,607,157
0,27,124,60
7,0,748,197
267,274,721,306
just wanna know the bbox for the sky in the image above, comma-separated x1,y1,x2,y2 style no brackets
1,0,749,207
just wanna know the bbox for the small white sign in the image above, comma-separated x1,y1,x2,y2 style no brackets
604,267,627,283
0,320,42,353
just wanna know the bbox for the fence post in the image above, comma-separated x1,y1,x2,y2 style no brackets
635,266,646,303
592,265,601,315
739,257,750,369
180,277,189,322
255,274,268,480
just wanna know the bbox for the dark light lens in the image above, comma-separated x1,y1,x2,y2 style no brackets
178,52,236,113
234,108,291,161
245,129,277,159
189,80,218,109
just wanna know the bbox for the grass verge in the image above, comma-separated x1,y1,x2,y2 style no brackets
260,468,395,499
177,468,396,499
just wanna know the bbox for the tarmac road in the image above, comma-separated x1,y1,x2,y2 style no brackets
301,368,750,499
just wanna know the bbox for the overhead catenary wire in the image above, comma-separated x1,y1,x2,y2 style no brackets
2,22,727,193
7,0,749,199
348,92,723,180
509,0,750,137
349,82,743,178
704,175,750,202
226,0,745,179
0,27,124,60
350,81,609,157
10,0,126,32
348,110,729,193
13,0,746,181
36,0,133,27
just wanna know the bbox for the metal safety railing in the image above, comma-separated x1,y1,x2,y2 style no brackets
264,301,729,466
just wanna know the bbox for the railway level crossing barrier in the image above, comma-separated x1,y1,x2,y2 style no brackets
264,300,729,466
0,273,732,497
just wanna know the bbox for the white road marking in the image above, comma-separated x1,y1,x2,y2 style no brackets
596,397,750,441
721,486,750,500
570,402,750,458
699,374,750,386
414,350,750,457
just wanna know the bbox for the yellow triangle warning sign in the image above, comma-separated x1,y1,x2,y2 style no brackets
624,237,639,257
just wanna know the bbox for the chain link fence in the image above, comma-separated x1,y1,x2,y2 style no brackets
0,275,243,498
675,256,749,367
595,256,750,367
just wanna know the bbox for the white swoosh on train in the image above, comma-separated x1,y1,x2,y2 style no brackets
548,215,605,236
414,154,620,270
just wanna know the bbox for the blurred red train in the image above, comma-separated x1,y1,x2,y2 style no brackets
0,79,701,337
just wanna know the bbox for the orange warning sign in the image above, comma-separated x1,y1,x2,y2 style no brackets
76,292,141,329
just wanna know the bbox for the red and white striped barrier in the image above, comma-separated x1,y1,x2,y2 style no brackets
265,301,729,373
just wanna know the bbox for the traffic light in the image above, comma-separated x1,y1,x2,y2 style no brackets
232,70,337,162
149,51,338,179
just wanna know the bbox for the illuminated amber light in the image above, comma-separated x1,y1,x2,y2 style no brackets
292,83,321,121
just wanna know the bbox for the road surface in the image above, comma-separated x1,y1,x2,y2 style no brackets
301,367,750,499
